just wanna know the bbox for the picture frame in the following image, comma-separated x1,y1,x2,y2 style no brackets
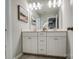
18,5,28,23
47,16,57,29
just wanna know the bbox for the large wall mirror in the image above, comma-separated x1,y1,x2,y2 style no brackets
26,0,63,31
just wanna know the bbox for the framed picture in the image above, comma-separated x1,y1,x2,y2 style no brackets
18,5,28,23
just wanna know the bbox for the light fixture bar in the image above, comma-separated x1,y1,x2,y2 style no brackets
28,0,62,11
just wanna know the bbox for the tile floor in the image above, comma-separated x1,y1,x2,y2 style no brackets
19,54,66,59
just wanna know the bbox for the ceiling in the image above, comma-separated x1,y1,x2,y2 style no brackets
27,0,59,16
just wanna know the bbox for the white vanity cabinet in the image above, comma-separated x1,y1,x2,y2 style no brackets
47,32,67,57
22,32,37,54
22,31,67,57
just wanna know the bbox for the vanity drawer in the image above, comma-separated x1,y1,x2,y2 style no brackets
38,32,46,36
22,32,37,37
38,44,46,49
47,32,66,36
38,37,46,44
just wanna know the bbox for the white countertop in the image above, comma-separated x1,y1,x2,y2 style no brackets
22,29,67,32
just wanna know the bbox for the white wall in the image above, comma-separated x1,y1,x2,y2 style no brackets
6,0,40,59
59,8,62,29
6,0,29,59
11,0,30,58
67,31,73,59
59,0,73,59
5,0,13,59
61,0,73,29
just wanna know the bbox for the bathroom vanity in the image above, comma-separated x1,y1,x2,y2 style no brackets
22,31,67,57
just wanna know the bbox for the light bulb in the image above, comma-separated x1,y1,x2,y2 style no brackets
58,0,62,7
29,3,33,10
35,7,37,10
33,2,36,8
53,0,56,8
37,2,41,9
48,0,52,8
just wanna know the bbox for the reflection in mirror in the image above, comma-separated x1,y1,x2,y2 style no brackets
27,0,63,31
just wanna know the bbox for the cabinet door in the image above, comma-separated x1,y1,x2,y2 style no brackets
47,37,66,57
23,37,37,54
38,37,46,54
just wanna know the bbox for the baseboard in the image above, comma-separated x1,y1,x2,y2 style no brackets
15,53,23,59
23,53,66,58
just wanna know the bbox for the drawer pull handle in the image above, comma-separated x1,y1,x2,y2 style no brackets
28,37,31,39
54,38,58,40
40,40,44,42
40,49,44,51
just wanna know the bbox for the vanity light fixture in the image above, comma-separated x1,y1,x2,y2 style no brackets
48,0,52,8
28,0,63,10
48,0,62,8
29,2,41,10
